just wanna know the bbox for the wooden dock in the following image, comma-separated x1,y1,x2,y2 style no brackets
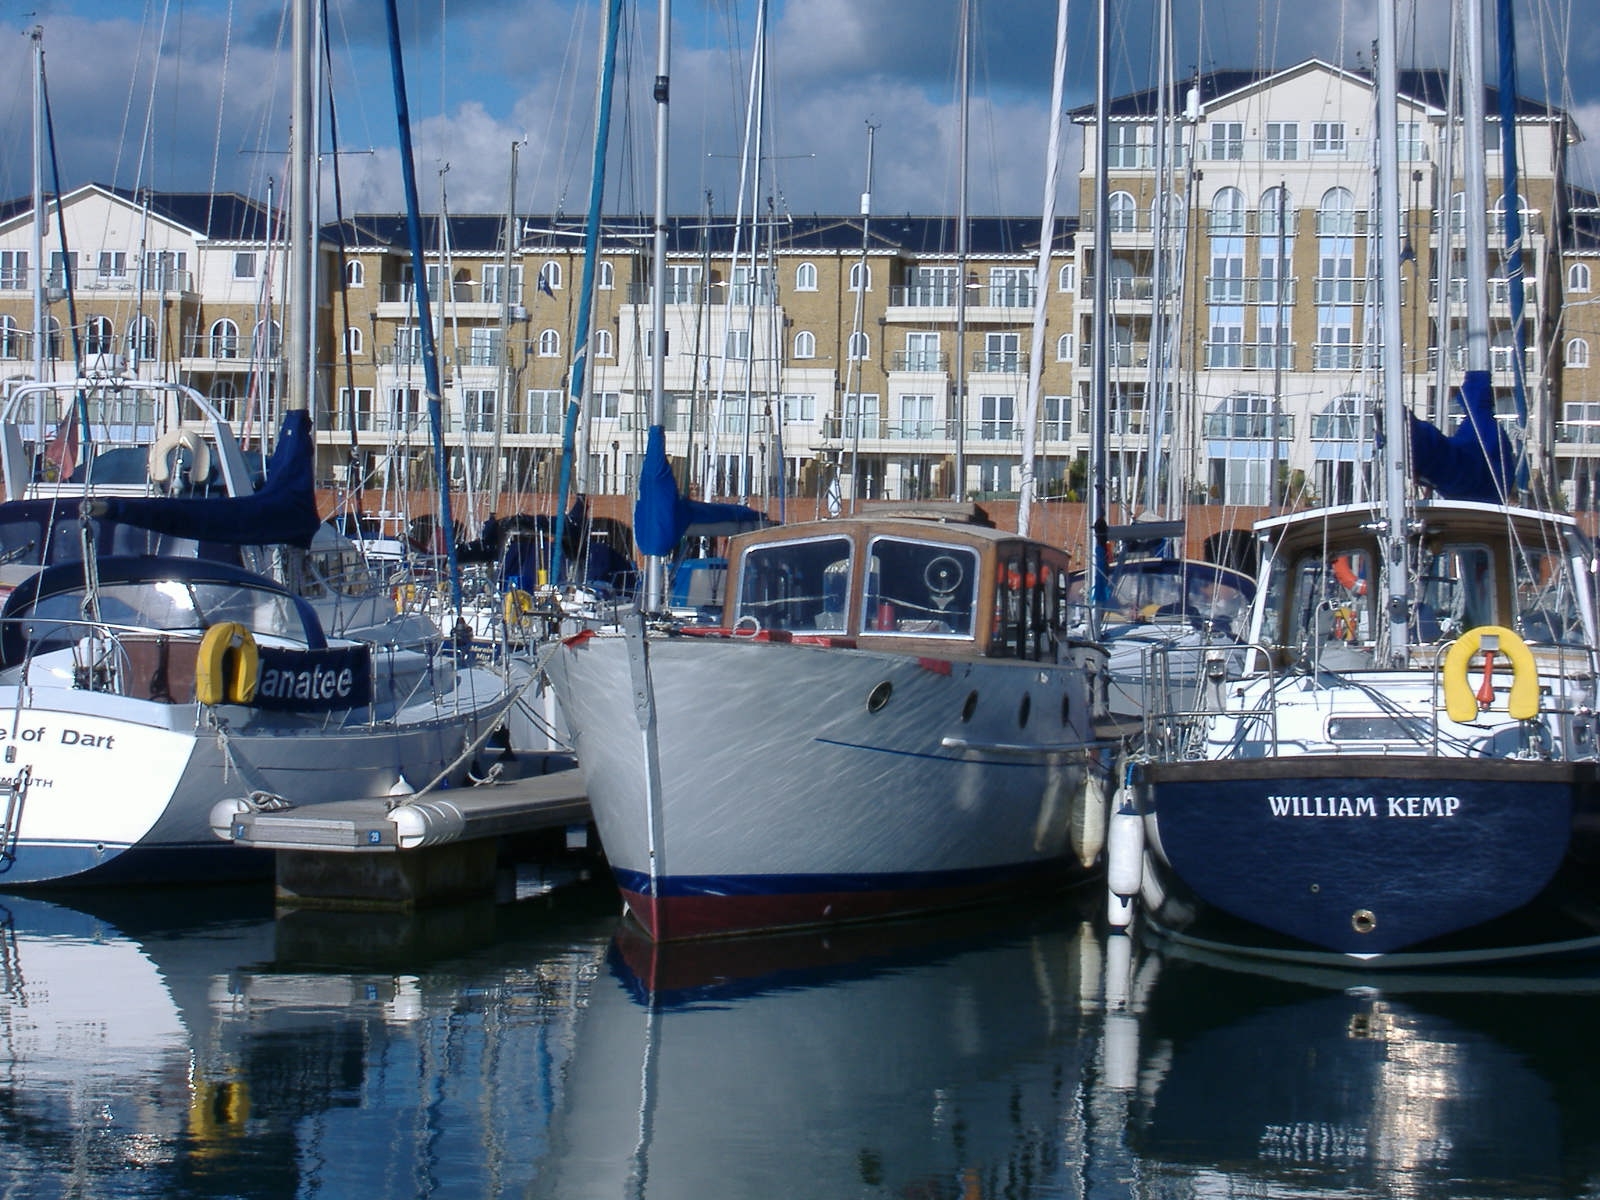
219,767,594,910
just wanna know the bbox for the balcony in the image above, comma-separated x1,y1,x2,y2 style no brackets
1313,277,1367,306
971,350,1029,374
890,351,950,372
1202,412,1295,439
377,280,524,319
1204,277,1298,306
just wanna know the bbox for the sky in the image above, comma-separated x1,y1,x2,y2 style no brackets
0,0,1596,223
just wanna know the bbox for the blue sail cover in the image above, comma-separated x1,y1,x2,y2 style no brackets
1408,370,1517,503
96,409,322,549
633,425,770,556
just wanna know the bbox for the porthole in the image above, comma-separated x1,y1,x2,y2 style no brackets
867,681,893,712
1060,693,1072,725
961,690,979,722
1018,693,1032,728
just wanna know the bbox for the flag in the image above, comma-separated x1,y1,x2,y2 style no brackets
42,418,78,482
537,269,554,298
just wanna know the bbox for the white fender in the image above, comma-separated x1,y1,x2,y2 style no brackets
1107,802,1145,897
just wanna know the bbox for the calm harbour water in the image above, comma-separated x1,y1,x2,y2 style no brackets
3,873,1600,1200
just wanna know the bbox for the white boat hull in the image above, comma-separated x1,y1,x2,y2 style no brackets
547,628,1111,939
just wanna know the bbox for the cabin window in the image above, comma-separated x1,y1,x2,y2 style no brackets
1269,546,1375,648
1414,544,1494,642
1515,545,1586,645
735,535,853,633
991,543,1070,660
860,537,978,638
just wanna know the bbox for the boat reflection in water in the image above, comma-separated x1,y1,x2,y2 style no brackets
1118,937,1600,1197
6,883,1600,1198
532,900,1116,1200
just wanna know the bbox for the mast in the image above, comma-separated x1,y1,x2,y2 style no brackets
1461,0,1491,374
384,0,462,608
493,140,523,506
844,123,875,514
1376,0,1410,662
1020,0,1069,537
30,26,45,384
287,0,315,418
952,0,971,501
1142,0,1173,515
1087,0,1112,636
1494,0,1530,432
551,0,625,590
642,0,672,612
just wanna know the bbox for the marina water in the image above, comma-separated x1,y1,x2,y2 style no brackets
3,875,1599,1198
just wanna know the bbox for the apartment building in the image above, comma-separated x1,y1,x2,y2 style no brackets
1074,58,1579,510
0,57,1592,515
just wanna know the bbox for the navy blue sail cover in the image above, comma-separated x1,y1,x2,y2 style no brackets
97,410,321,549
1408,370,1518,504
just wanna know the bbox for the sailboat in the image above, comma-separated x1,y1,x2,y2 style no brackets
542,3,1116,942
0,0,519,887
1119,0,1600,964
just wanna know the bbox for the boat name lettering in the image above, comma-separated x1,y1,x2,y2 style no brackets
59,728,114,750
1267,794,1377,818
257,663,356,703
1386,794,1462,818
1266,794,1462,818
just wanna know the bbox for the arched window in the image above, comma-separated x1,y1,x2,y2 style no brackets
538,328,561,357
209,319,239,360
795,261,818,291
1448,191,1467,233
1108,191,1137,233
1057,263,1076,292
84,314,114,356
44,316,61,360
793,330,816,359
849,262,871,292
1209,187,1246,234
343,326,363,356
1260,186,1293,235
253,320,282,358
1567,338,1590,368
126,315,156,361
540,261,562,291
594,328,613,357
1317,187,1356,236
1056,332,1076,363
1570,263,1592,294
345,260,365,287
848,330,869,360
0,316,19,359
597,261,614,289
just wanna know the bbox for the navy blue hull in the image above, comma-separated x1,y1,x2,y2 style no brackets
1142,756,1600,958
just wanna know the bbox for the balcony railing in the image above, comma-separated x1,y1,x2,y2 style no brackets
1313,277,1367,306
1556,420,1600,445
889,283,959,307
890,351,950,372
971,350,1029,374
1202,412,1295,439
1204,277,1298,306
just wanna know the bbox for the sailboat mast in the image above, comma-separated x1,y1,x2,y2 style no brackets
1376,0,1411,663
844,123,875,515
1087,0,1112,637
30,27,45,385
642,0,673,612
551,0,625,590
288,0,315,418
1461,0,1491,373
953,0,971,501
384,0,461,608
1020,0,1069,538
